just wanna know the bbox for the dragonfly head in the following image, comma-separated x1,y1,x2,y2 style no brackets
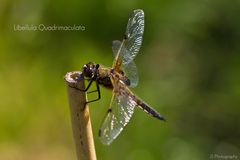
82,62,99,79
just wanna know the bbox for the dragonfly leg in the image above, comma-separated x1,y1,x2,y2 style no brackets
81,82,101,111
86,81,101,104
87,90,98,94
68,77,94,92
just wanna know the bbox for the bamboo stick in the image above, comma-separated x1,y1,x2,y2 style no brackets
64,71,97,160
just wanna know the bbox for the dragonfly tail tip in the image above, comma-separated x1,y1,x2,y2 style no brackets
158,116,166,122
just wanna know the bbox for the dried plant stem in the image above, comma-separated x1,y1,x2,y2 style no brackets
65,71,97,160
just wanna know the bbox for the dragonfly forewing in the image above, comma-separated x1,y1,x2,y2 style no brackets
123,9,144,65
112,9,144,72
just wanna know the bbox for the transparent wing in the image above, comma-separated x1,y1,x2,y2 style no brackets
112,40,139,87
123,9,144,65
112,40,123,58
123,61,138,87
112,10,144,70
98,81,137,145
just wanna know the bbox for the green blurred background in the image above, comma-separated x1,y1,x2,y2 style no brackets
1,0,240,159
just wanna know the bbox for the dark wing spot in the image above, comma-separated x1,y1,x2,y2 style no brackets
124,34,128,40
124,79,131,86
98,129,102,136
107,108,112,113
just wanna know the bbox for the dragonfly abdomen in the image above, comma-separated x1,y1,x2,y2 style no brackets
137,99,166,121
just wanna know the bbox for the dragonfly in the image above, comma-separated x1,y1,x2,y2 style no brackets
76,9,166,145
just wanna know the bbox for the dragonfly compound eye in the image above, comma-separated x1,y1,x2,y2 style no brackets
82,65,87,71
82,64,93,78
